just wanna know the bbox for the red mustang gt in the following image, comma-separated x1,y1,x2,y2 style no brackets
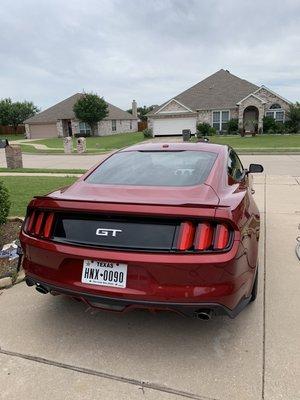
20,142,263,319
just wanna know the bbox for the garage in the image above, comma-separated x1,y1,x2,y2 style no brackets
28,123,58,139
152,117,197,136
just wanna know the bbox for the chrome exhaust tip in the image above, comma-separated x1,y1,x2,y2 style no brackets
35,284,49,295
193,309,212,320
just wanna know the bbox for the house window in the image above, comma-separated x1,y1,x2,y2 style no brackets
112,120,116,131
266,104,285,123
212,111,230,132
79,122,91,135
130,121,132,130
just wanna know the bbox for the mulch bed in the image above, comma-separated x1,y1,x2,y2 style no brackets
0,220,22,248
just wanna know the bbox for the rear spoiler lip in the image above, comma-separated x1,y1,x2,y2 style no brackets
32,195,229,209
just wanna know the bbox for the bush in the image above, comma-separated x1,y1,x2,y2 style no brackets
227,118,238,134
208,126,217,136
143,128,153,138
275,123,287,134
74,133,91,138
263,116,277,133
286,102,300,133
196,122,211,137
0,181,10,225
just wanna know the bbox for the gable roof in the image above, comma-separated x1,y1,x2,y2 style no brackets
25,93,137,124
236,93,266,105
148,69,259,115
155,98,194,114
253,85,292,105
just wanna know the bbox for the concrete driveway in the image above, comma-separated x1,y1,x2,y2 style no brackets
0,162,300,399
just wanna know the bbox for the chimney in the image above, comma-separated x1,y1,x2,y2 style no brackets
132,100,138,118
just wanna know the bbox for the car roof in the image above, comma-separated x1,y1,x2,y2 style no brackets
120,141,226,154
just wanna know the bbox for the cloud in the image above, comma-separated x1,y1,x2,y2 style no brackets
0,0,299,111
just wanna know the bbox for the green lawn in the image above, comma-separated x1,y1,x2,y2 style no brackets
20,132,146,154
1,176,77,216
0,134,26,142
204,134,300,151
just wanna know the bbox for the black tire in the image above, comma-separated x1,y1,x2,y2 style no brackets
250,269,258,302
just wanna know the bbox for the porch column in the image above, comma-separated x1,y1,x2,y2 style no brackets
238,106,244,130
56,120,63,137
258,107,264,133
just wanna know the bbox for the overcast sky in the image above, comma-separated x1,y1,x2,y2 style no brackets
0,0,299,111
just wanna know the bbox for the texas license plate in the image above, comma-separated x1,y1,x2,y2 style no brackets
82,260,127,288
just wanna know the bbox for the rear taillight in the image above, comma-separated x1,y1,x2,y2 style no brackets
194,222,214,250
177,221,232,252
177,222,195,251
25,210,55,239
214,224,230,250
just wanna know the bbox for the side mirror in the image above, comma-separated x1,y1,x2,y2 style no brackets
248,163,264,173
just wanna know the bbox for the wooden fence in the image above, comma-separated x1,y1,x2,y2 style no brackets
138,121,148,132
0,125,25,135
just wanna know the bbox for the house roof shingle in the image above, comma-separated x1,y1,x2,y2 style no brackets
149,69,259,115
25,93,137,124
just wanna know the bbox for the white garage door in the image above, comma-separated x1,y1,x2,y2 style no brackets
153,117,197,136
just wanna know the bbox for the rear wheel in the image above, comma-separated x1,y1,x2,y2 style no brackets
250,269,258,302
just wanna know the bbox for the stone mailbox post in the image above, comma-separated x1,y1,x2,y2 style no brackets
77,137,86,154
5,144,23,169
63,137,73,154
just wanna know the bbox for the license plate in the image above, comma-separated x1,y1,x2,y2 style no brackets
81,260,127,288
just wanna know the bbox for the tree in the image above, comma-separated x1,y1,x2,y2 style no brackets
127,105,156,121
0,99,13,126
286,102,300,133
0,98,39,132
73,93,108,135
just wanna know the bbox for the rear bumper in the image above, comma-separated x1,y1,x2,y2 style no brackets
25,276,251,318
20,229,256,316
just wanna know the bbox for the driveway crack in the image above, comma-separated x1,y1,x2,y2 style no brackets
0,348,219,400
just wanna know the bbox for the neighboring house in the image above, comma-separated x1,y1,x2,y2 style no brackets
24,93,138,139
147,69,291,136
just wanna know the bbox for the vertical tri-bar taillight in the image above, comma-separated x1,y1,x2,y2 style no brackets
25,210,55,239
176,222,196,251
177,221,232,252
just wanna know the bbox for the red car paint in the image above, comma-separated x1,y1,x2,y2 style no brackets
20,142,261,318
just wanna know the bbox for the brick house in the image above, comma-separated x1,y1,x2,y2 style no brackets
25,93,138,139
147,69,291,136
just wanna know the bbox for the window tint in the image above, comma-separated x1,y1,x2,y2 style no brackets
86,150,217,187
227,150,244,181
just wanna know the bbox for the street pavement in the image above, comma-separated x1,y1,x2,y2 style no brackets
1,147,300,175
0,153,300,399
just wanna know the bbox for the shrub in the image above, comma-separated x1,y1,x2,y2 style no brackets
74,133,91,138
275,123,287,135
0,181,10,225
208,126,217,136
196,122,211,137
263,116,277,133
143,128,153,138
286,102,300,133
227,118,238,134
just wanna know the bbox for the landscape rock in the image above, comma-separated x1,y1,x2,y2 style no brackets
0,277,13,289
15,269,25,284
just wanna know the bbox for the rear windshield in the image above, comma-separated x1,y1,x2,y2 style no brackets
86,150,217,187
